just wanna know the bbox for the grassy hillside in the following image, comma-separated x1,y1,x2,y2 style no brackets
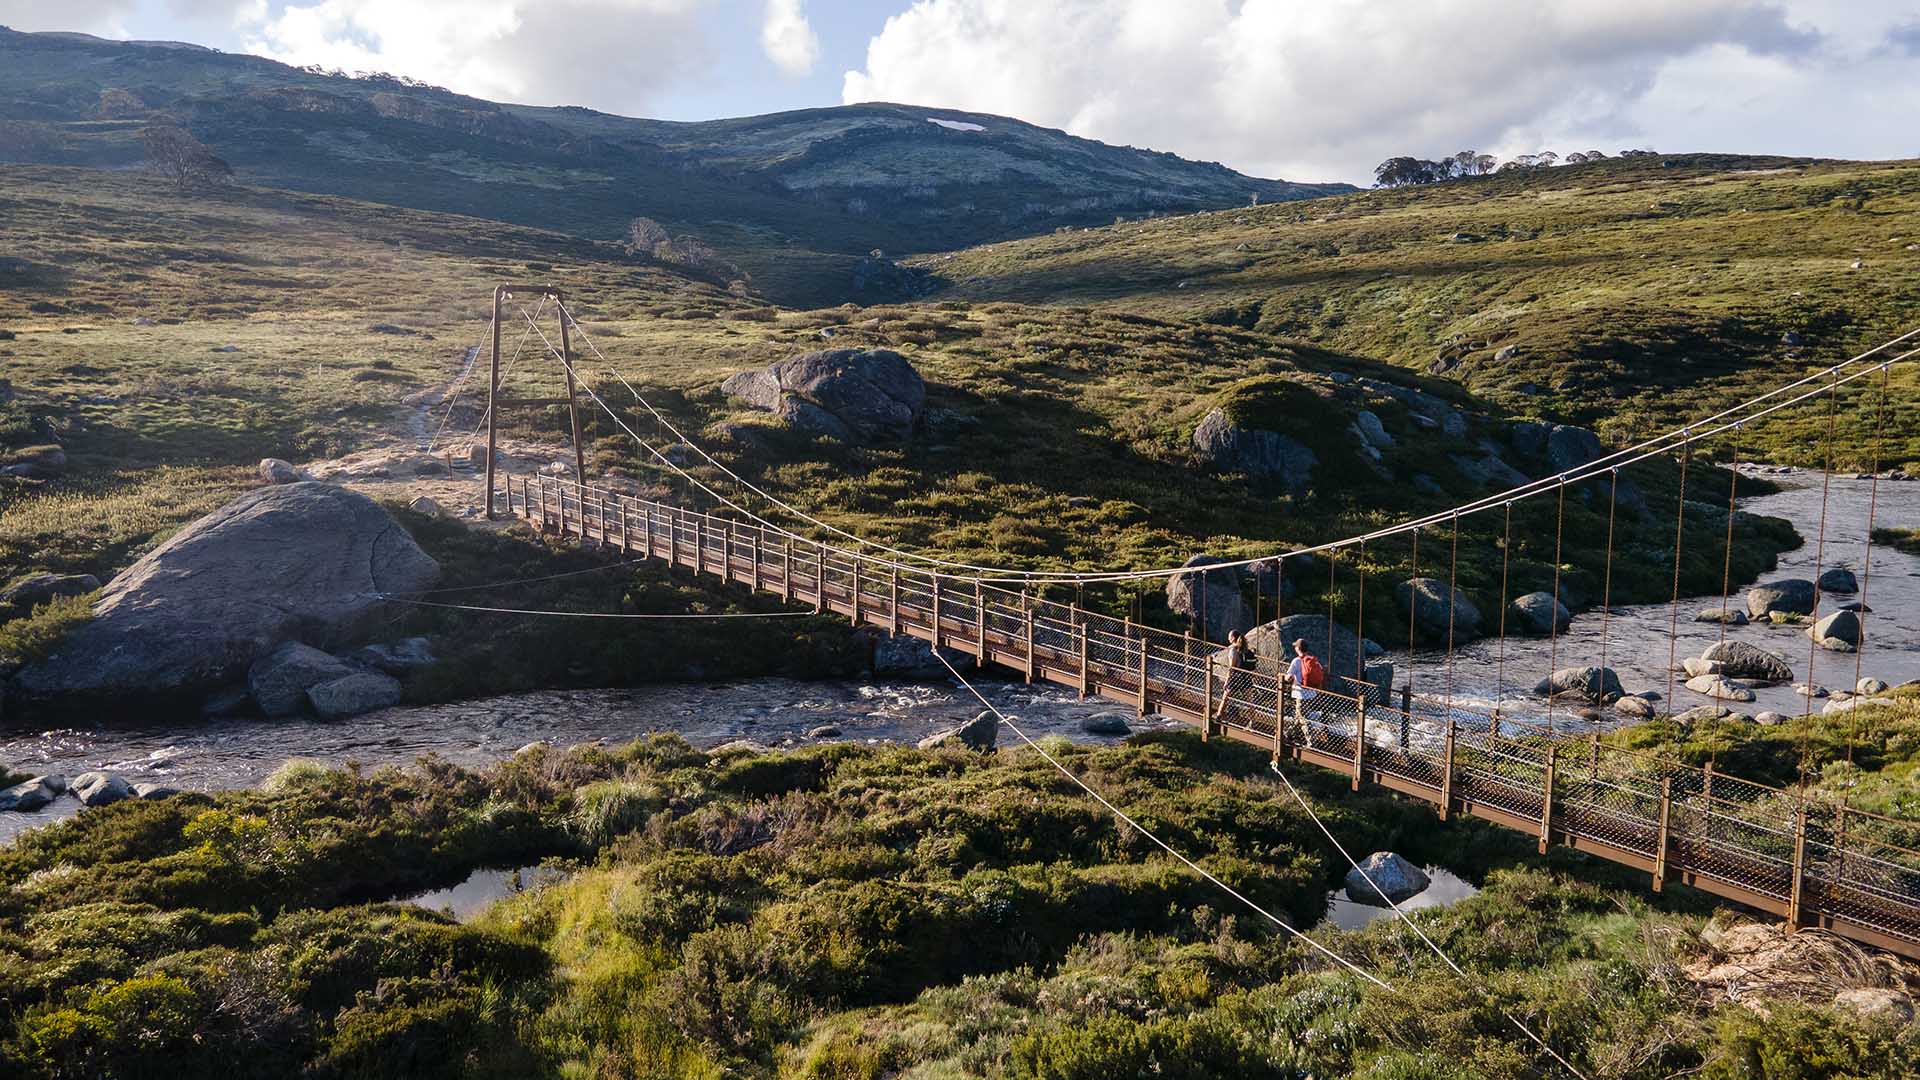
920,154,1920,466
0,28,1346,307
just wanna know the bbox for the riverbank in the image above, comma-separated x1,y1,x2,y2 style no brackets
2,729,1913,1079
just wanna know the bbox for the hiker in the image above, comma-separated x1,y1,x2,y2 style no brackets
1287,638,1325,704
1212,628,1254,720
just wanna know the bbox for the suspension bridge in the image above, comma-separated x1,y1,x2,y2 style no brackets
435,284,1920,963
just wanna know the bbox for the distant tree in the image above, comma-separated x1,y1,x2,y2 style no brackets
1536,151,1559,167
1374,156,1449,187
627,216,670,257
1584,149,1607,160
1474,153,1498,176
141,124,232,191
1453,150,1481,176
1563,151,1589,165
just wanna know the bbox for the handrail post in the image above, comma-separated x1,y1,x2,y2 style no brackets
1539,746,1558,854
751,527,762,590
695,516,706,577
815,545,826,612
1652,777,1673,892
851,558,863,627
618,499,630,553
641,500,653,557
1074,605,1089,699
1787,805,1809,931
1439,719,1457,819
722,522,733,583
1136,637,1149,717
1023,592,1035,684
670,507,681,569
1273,676,1288,760
975,584,987,657
1201,647,1213,741
931,574,943,646
890,567,900,635
1352,695,1367,789
558,478,569,535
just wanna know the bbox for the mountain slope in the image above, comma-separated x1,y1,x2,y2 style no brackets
917,153,1920,463
0,27,1349,305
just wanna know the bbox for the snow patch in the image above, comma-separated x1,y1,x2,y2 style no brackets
927,118,986,133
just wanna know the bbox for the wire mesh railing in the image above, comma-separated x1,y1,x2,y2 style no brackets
508,473,1920,957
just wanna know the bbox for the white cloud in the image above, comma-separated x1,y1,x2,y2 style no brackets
760,0,819,76
840,0,1916,183
238,0,708,111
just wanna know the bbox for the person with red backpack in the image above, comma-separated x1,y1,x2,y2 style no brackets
1287,638,1325,703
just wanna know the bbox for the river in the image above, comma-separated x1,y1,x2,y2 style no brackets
3,471,1915,843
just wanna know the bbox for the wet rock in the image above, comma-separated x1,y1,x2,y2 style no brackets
72,770,132,807
0,776,60,812
1685,674,1756,702
806,725,842,739
1674,704,1734,724
1701,641,1794,683
1746,579,1817,619
722,348,925,444
306,671,403,720
1682,657,1723,679
1509,592,1571,635
257,458,302,484
1191,407,1318,494
1344,852,1430,906
1614,696,1656,719
1080,713,1132,736
1396,577,1481,638
1793,683,1828,699
1695,607,1747,626
349,637,436,675
1533,666,1624,703
0,572,100,610
1167,556,1251,642
1818,567,1858,593
1857,677,1890,695
1835,600,1872,613
1807,609,1860,652
918,710,998,752
249,642,357,717
12,483,440,705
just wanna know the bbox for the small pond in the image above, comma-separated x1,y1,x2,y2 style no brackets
1322,865,1479,931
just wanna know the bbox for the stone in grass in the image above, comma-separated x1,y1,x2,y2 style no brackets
1344,852,1430,907
1754,712,1791,726
1858,677,1890,696
306,671,403,721
72,771,132,807
0,572,100,609
132,781,180,800
257,458,302,484
918,711,998,752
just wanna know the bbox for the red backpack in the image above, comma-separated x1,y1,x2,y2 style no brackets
1298,654,1326,690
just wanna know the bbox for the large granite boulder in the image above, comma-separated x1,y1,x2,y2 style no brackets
1344,852,1430,906
1244,615,1383,700
1701,640,1794,683
0,776,61,812
1808,609,1861,652
1544,424,1603,475
1191,408,1317,494
1166,556,1250,642
1534,666,1624,703
1509,591,1570,635
1396,577,1481,638
721,348,925,444
12,483,439,706
1746,579,1817,619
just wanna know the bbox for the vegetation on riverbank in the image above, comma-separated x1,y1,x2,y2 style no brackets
2,726,1914,1078
1875,527,1920,557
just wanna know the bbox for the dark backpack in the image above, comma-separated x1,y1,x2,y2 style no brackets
1298,654,1326,690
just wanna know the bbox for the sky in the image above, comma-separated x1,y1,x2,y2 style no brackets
4,0,1917,184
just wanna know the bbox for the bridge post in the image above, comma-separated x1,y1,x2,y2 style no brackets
1074,606,1088,699
1652,777,1673,892
640,500,652,557
1136,638,1149,717
1538,746,1558,854
931,574,942,646
722,523,734,584
1023,592,1034,684
1273,676,1288,760
1787,806,1809,931
557,304,587,490
851,558,863,627
781,536,793,601
816,546,827,612
1352,695,1367,790
974,583,987,658
890,568,900,635
695,516,706,577
1439,719,1456,820
751,527,762,590
558,479,569,536
669,507,681,570
1201,648,1213,741
484,285,502,520
618,499,630,553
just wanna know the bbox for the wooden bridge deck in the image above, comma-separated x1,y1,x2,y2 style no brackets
503,473,1920,960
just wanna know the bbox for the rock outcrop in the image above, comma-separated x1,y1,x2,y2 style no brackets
1344,852,1430,906
1396,577,1481,638
11,482,439,706
1191,407,1317,494
722,348,925,444
1509,591,1570,635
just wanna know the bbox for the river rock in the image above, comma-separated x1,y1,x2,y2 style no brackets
873,633,976,678
1682,657,1724,679
307,672,403,720
1509,592,1571,635
1167,556,1251,641
257,458,302,484
1695,606,1748,626
1793,683,1828,699
1080,712,1132,736
1396,577,1481,638
72,770,132,807
1191,407,1318,494
918,710,998,752
11,483,440,706
1754,711,1790,726
1533,666,1624,703
1675,704,1734,724
1746,579,1817,619
1344,852,1430,906
1807,609,1861,651
1858,677,1890,695
349,637,436,675
1685,674,1756,702
1,572,101,610
721,347,925,444
1701,641,1794,683
0,776,60,812
1825,696,1895,716
1614,695,1656,719
805,725,841,739
1817,567,1858,593
249,643,356,717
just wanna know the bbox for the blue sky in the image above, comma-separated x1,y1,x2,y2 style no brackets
5,1,1917,184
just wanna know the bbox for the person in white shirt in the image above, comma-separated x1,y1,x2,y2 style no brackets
1286,638,1321,702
